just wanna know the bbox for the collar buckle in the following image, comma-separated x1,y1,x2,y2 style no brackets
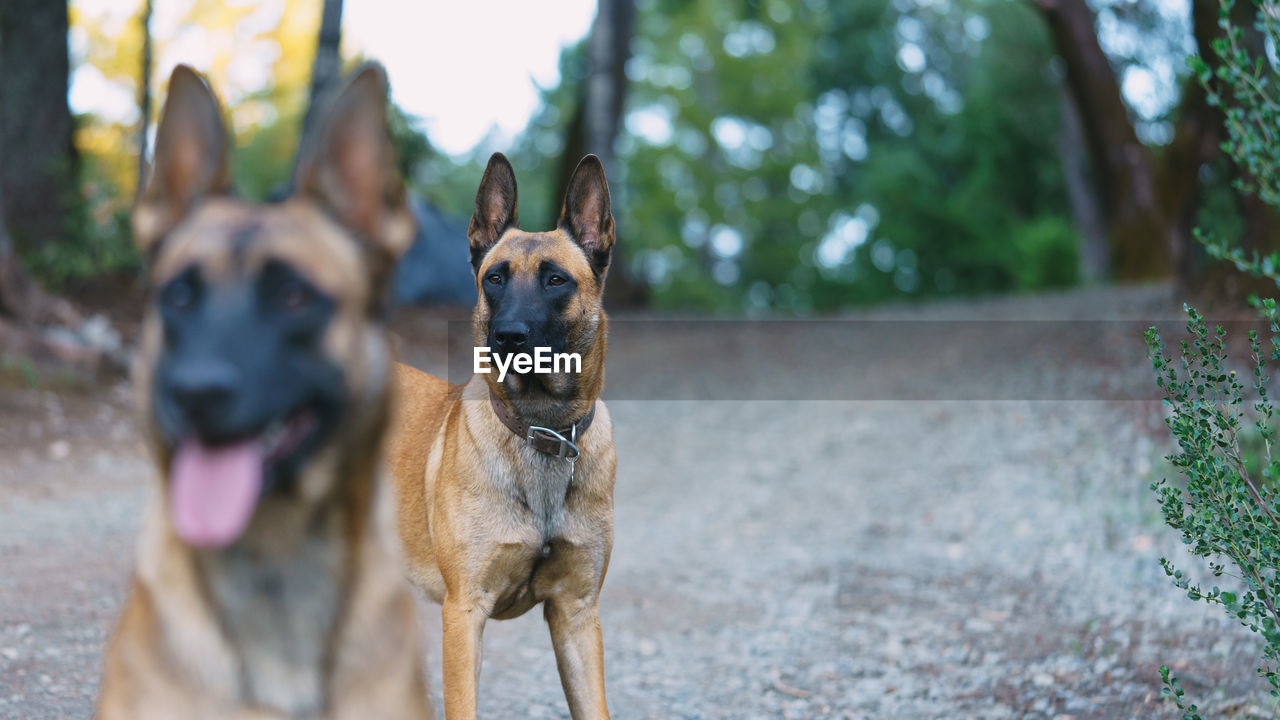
527,423,580,462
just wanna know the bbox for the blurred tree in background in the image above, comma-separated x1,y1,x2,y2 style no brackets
476,0,1069,312
51,0,333,287
1038,0,1280,289
294,0,343,170
601,0,1077,312
0,0,85,350
554,0,641,306
75,0,328,208
0,0,87,286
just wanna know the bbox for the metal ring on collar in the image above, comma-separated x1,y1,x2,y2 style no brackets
526,424,580,462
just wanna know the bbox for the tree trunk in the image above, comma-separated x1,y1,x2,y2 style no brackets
135,0,153,202
1038,0,1280,291
0,201,30,322
292,0,344,186
553,0,643,306
1036,0,1171,281
0,155,77,328
0,0,78,256
0,0,75,327
583,0,633,171
1057,83,1108,282
0,0,112,377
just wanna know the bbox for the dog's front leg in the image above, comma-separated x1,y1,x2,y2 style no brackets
441,596,487,720
545,594,609,720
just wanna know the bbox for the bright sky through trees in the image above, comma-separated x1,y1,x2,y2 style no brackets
69,0,596,155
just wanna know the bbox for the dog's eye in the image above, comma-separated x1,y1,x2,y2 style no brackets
548,275,566,287
486,273,503,285
277,280,313,311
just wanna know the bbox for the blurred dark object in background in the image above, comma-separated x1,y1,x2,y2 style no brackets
393,199,473,307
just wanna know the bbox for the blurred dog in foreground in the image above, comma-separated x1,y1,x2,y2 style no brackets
94,65,434,719
389,152,618,719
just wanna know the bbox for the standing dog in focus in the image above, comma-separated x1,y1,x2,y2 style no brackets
94,65,435,719
389,152,618,720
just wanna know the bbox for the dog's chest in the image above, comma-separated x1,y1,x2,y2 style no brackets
481,452,585,615
203,538,345,714
509,449,575,542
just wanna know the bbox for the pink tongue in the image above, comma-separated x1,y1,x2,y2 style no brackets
169,437,264,548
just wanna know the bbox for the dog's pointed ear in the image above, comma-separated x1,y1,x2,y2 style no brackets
558,155,614,275
468,151,517,271
468,153,518,273
133,65,232,257
295,63,414,262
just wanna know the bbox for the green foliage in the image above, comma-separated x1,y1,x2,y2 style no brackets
1146,306,1280,715
1161,664,1205,720
1192,0,1280,283
1010,217,1079,291
232,106,303,202
610,0,1077,312
1190,0,1280,209
55,0,1129,310
229,100,440,203
41,91,435,287
1153,1,1280,714
20,145,138,288
388,103,437,188
0,355,41,390
375,0,1082,312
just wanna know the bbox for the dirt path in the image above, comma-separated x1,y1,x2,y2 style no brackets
0,285,1272,719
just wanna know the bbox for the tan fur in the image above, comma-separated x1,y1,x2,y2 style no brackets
389,154,618,720
95,65,434,719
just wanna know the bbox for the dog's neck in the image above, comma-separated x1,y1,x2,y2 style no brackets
189,453,377,714
493,382,598,429
484,315,608,429
487,386,595,454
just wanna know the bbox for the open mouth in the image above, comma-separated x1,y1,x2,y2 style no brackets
168,408,319,549
261,409,319,464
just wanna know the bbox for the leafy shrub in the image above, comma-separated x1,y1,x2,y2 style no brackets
1009,216,1079,291
1150,1,1280,716
1146,310,1280,718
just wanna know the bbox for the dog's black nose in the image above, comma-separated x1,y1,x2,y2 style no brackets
168,359,240,422
493,322,530,352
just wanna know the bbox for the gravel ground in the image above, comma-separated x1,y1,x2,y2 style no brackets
1,284,1275,719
